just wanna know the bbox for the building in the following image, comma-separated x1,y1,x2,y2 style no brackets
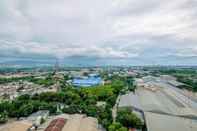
43,114,100,131
0,121,32,131
72,74,103,87
45,118,66,131
145,112,197,131
61,114,98,131
119,77,197,131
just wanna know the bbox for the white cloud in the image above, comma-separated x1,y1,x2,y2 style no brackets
0,0,197,65
0,40,139,59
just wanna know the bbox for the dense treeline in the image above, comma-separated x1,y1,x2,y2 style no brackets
156,69,197,92
0,75,141,130
176,76,197,92
0,78,122,127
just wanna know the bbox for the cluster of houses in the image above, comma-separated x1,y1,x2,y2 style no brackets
0,81,58,100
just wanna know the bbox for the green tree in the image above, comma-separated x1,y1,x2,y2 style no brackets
62,104,80,114
108,122,128,131
18,103,34,117
0,112,8,123
117,108,143,129
17,94,30,101
84,105,98,117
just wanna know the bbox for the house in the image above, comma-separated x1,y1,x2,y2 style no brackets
44,118,66,131
43,114,100,131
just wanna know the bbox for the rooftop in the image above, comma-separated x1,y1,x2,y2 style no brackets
72,75,103,87
0,120,32,131
145,112,197,131
42,114,100,131
45,118,66,131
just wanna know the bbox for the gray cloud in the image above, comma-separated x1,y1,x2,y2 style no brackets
0,0,197,65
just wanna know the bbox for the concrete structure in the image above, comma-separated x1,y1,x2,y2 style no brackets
145,112,197,131
159,75,176,81
0,120,32,131
119,76,197,131
119,92,141,110
62,114,98,131
40,114,100,131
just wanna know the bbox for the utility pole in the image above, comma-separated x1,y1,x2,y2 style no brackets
53,58,61,92
54,58,59,74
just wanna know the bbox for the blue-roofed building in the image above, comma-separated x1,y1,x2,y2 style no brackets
72,74,103,87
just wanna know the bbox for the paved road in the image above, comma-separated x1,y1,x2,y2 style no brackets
112,95,120,122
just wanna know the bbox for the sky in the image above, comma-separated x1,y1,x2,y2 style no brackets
0,0,197,66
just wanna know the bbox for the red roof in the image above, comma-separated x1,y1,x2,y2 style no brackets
129,128,136,131
45,118,66,131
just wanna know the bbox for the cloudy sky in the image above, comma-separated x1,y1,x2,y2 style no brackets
0,0,197,66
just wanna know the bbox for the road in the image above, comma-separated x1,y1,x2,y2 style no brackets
112,95,120,122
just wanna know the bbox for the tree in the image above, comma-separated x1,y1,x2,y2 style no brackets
63,75,69,80
64,91,81,105
106,95,117,107
126,76,135,91
84,105,98,117
62,104,80,114
37,102,57,114
17,94,30,101
18,103,34,117
118,127,128,131
0,112,8,123
111,80,125,94
83,95,97,105
116,108,143,129
101,118,112,129
108,122,128,131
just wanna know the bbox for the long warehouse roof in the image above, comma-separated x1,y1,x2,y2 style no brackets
145,112,197,131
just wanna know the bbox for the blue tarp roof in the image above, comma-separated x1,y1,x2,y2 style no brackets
72,76,102,87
